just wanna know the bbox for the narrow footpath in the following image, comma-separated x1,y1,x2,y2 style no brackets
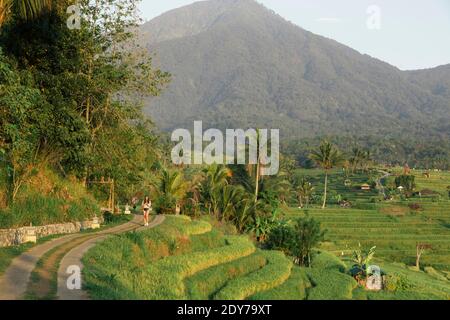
57,215,165,300
0,214,160,300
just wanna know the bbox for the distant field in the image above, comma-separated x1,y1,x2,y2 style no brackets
286,168,450,272
293,168,381,203
392,168,450,195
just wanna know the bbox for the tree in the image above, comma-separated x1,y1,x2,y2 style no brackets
0,0,53,27
232,196,257,233
200,164,230,217
349,147,364,173
265,220,296,255
152,169,188,214
295,179,314,208
415,243,432,270
292,217,326,266
309,141,344,209
0,52,89,203
351,243,376,282
216,184,244,222
395,175,416,193
266,217,326,266
247,210,279,242
1,0,170,202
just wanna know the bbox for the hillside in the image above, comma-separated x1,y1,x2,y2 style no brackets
83,215,450,300
141,0,450,138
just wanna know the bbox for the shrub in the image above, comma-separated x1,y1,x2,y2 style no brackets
350,243,376,284
292,217,326,266
265,217,326,267
383,274,414,292
394,175,416,192
265,222,296,255
154,194,177,214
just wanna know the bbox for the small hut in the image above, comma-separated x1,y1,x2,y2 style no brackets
361,183,371,191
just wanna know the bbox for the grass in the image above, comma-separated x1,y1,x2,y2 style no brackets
150,235,255,299
22,215,134,300
283,205,450,270
82,212,450,300
0,243,34,276
0,233,63,277
248,267,310,300
80,167,450,301
185,251,268,300
350,262,450,300
84,216,296,300
83,216,229,299
0,168,100,229
305,268,357,300
213,250,292,300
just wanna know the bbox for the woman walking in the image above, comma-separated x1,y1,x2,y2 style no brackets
142,196,152,227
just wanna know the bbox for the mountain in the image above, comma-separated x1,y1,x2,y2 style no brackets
140,0,450,139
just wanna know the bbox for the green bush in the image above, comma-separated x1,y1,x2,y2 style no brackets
395,175,416,192
383,274,414,292
265,223,296,255
265,217,326,267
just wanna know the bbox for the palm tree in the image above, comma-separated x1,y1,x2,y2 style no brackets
309,141,344,209
233,196,256,233
296,179,314,208
362,150,372,172
153,169,189,214
216,184,244,222
200,164,230,217
0,0,53,27
349,147,364,173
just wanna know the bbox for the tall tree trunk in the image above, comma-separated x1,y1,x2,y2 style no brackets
416,247,422,269
298,195,303,208
322,171,328,209
255,161,260,203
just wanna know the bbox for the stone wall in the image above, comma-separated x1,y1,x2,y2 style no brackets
0,216,104,248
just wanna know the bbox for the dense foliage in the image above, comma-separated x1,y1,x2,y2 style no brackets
0,0,170,212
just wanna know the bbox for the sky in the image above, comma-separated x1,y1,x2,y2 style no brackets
138,0,450,71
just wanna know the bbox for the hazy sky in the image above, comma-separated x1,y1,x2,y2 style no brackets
138,0,450,71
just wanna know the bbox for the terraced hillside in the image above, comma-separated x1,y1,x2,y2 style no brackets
83,215,450,300
284,203,450,270
285,169,450,272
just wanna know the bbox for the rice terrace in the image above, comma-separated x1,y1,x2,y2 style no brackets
0,0,450,310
